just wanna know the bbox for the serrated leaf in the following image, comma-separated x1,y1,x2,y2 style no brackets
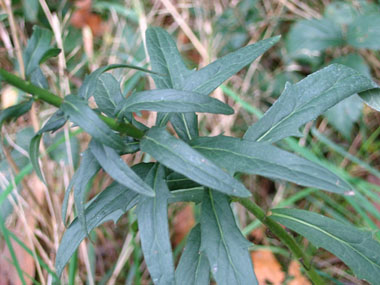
175,224,210,285
191,136,353,194
79,64,158,100
271,208,380,284
244,64,379,143
23,26,60,78
286,19,343,61
60,94,126,150
183,36,281,95
200,190,257,285
347,14,380,50
94,73,124,117
29,134,44,183
137,164,175,284
89,140,154,197
0,100,33,129
140,127,251,197
117,89,233,115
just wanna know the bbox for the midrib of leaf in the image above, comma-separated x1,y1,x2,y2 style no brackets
143,136,236,191
255,73,352,142
192,145,342,188
271,213,380,269
98,76,117,108
194,252,205,282
182,113,192,140
209,190,240,282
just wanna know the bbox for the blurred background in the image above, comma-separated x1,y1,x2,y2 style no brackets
0,0,380,284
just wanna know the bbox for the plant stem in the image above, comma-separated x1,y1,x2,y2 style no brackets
236,197,324,285
0,68,145,139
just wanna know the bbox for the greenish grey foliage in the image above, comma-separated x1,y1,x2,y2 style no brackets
271,208,380,284
175,224,210,284
89,140,155,197
4,25,380,284
61,94,126,150
117,89,233,115
244,64,379,143
201,190,257,285
191,135,352,194
347,14,380,49
140,127,251,197
137,165,175,284
94,73,124,117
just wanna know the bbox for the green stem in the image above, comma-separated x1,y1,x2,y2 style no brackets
0,68,145,139
236,197,324,285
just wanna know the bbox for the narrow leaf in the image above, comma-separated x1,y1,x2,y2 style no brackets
271,208,380,284
23,26,60,77
29,134,44,183
118,89,233,115
201,190,257,285
244,64,379,143
89,140,154,197
94,73,124,117
359,88,380,112
0,100,33,129
176,224,210,285
79,64,158,100
39,110,66,134
170,113,198,142
137,164,175,284
140,127,251,197
191,136,353,194
60,94,125,150
183,36,281,95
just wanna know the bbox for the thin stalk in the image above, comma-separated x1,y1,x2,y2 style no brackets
235,197,324,285
0,68,145,139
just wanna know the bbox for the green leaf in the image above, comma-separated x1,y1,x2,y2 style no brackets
79,64,157,100
191,135,353,194
56,182,138,276
0,100,33,129
146,27,193,90
359,88,380,112
169,188,204,204
175,224,210,284
140,127,251,197
137,164,175,284
324,2,358,25
89,140,154,197
183,36,281,95
117,89,233,115
60,94,126,150
286,19,343,61
23,26,60,77
347,14,380,50
244,64,379,143
170,113,198,142
23,0,39,22
271,208,380,284
61,149,100,227
39,110,66,134
29,134,44,183
47,130,79,166
94,73,124,117
201,190,257,285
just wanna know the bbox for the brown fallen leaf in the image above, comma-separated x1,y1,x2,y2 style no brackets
288,260,311,285
251,250,285,285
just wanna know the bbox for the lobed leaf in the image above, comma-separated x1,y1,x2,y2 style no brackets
117,89,233,115
140,127,251,197
175,224,210,285
137,165,175,284
60,94,126,150
244,64,380,143
191,136,353,194
271,208,380,284
89,140,155,197
201,190,257,285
